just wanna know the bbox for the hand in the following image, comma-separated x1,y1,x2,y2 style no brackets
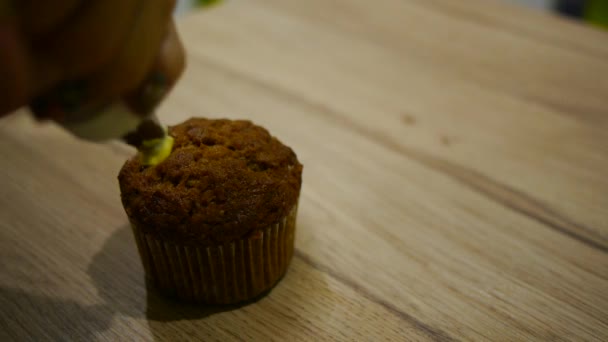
0,0,185,118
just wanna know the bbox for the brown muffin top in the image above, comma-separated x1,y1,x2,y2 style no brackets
118,118,302,245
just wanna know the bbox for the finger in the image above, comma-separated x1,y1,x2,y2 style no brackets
16,0,81,39
31,0,141,81
127,20,186,115
156,20,186,92
85,0,174,107
0,4,29,115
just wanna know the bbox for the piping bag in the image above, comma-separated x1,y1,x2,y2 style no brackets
30,80,175,167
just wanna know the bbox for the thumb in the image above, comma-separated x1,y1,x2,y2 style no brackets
126,20,186,116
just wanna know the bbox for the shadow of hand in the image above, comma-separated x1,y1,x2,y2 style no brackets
0,286,112,341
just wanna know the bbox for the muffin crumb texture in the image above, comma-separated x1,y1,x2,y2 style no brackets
119,118,302,245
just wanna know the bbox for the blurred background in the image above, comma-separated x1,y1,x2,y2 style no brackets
176,0,608,29
510,0,607,28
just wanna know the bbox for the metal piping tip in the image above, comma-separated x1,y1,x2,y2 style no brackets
123,114,174,166
122,113,166,148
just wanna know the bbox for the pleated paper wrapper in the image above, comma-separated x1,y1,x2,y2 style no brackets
130,204,298,304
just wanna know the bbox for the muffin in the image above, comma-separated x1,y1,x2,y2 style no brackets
118,118,303,304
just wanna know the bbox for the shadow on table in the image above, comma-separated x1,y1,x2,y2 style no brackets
2,223,323,341
0,286,111,341
0,226,250,341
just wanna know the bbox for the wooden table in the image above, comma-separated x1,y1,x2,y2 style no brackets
2,0,607,340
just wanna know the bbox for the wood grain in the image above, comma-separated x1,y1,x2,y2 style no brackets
1,0,608,340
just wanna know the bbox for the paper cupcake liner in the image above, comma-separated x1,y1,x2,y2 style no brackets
130,203,298,304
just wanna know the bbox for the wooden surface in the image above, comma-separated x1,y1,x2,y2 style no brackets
1,0,608,340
